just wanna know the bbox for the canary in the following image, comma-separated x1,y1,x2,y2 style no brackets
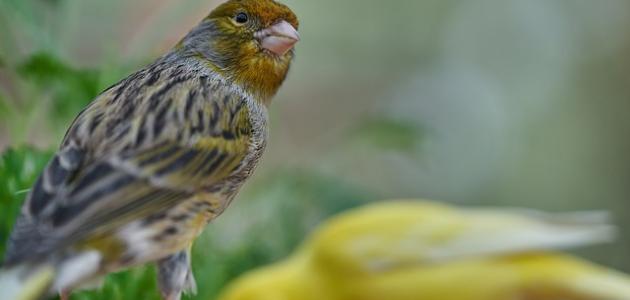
0,1,299,300
218,200,630,300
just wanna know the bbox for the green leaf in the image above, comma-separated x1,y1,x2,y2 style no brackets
16,52,101,128
349,118,424,152
17,52,70,83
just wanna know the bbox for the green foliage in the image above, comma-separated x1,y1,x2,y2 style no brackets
0,51,132,145
17,52,101,127
349,118,423,153
262,170,371,244
0,149,370,300
72,268,160,300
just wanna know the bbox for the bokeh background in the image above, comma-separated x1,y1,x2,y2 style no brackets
1,0,630,299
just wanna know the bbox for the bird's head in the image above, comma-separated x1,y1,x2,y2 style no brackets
178,0,300,105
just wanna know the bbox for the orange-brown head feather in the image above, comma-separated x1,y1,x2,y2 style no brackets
209,0,299,29
177,0,299,105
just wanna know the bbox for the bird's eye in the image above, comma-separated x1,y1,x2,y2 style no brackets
235,12,249,24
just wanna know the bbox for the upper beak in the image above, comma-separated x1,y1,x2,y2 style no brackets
256,20,300,56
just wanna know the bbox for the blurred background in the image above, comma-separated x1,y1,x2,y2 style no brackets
1,0,630,299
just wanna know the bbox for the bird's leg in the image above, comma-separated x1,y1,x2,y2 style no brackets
59,289,71,300
157,246,197,300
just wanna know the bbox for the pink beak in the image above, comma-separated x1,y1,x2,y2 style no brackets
256,20,300,56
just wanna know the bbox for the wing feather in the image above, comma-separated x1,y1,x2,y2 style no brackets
5,62,255,265
309,201,616,273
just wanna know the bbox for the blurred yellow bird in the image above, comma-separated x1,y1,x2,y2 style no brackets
218,200,630,300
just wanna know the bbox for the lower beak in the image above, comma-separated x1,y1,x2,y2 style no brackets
257,20,300,56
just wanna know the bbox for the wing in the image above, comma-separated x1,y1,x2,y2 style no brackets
4,142,87,266
424,206,615,262
5,61,256,265
307,200,615,273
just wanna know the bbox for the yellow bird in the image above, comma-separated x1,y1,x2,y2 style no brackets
218,200,630,300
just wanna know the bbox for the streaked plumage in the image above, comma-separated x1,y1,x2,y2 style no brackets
1,1,299,299
218,200,630,300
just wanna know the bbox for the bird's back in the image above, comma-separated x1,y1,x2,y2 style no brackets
4,55,268,275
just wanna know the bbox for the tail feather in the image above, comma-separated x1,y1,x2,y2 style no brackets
572,270,630,300
426,208,617,262
0,264,55,300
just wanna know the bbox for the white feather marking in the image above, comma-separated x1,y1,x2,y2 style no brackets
0,267,29,300
118,220,159,258
572,272,630,299
53,251,101,292
423,209,617,263
0,265,54,300
425,224,616,262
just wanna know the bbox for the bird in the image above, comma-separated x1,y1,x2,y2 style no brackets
0,0,299,299
217,200,630,300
